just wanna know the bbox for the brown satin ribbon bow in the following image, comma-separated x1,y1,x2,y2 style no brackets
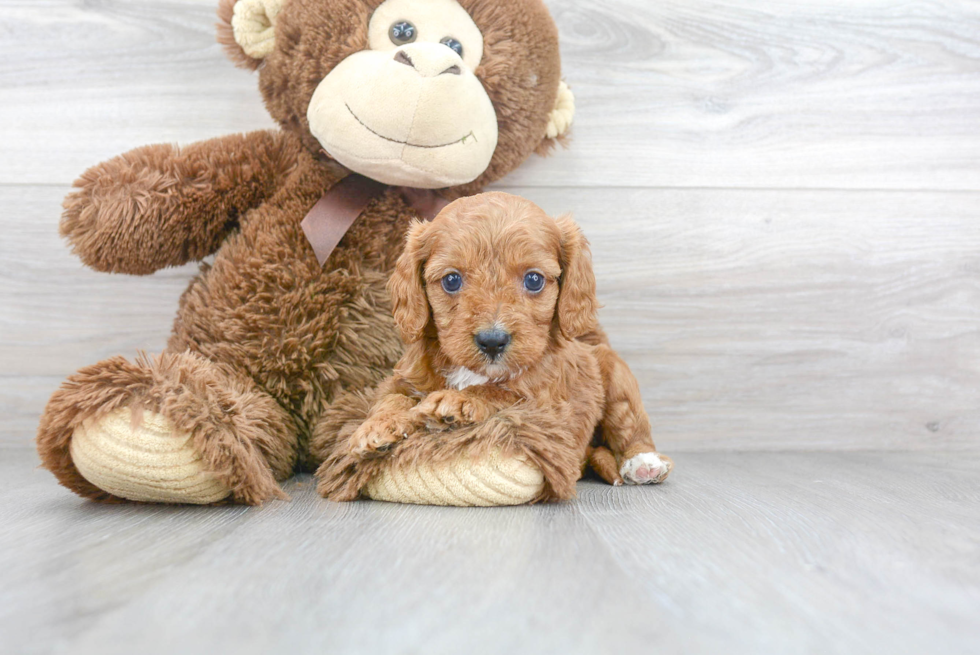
300,174,451,266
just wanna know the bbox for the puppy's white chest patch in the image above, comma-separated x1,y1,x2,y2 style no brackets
445,367,490,390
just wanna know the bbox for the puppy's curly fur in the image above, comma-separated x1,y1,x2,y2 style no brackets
315,192,671,501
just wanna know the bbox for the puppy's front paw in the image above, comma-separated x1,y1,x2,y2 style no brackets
412,390,492,430
620,452,672,485
349,413,412,458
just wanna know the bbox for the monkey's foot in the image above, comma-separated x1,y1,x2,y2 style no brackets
70,407,232,504
365,449,545,507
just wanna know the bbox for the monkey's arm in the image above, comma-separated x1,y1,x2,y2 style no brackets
60,130,303,274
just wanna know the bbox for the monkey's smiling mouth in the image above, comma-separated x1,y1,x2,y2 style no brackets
346,104,477,149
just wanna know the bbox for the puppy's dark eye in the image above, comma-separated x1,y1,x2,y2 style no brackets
389,21,417,45
440,37,464,57
442,272,463,294
523,271,545,293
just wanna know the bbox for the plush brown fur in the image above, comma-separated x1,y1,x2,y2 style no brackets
37,0,568,504
37,351,297,504
313,193,662,501
61,132,304,274
221,0,563,196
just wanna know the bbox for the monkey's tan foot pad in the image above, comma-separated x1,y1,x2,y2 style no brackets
620,452,673,485
365,449,545,507
69,407,231,504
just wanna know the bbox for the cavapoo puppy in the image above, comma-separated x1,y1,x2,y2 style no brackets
318,192,671,500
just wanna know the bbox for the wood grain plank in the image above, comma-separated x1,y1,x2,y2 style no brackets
2,1,979,189
0,377,62,450
0,449,255,652
2,450,978,654
575,451,980,655
0,451,684,654
542,187,980,452
0,0,277,186
3,185,978,451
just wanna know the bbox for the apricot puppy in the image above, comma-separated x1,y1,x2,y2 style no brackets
349,192,671,489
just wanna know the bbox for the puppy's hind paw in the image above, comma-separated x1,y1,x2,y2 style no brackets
620,452,672,485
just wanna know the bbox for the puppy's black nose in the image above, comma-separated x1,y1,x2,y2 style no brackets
475,329,511,359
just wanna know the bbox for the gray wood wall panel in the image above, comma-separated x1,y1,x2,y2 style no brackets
1,1,978,451
1,1,979,189
4,185,978,450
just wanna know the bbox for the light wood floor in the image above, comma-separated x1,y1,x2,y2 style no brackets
2,1,979,653
1,449,978,655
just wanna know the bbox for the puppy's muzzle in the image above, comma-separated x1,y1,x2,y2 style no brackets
474,329,511,360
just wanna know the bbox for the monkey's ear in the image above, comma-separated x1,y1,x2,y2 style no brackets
217,0,284,71
554,214,598,340
545,81,576,141
388,221,433,344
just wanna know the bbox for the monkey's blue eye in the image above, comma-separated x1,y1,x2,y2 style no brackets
523,271,545,293
442,272,463,294
440,37,464,57
389,21,417,45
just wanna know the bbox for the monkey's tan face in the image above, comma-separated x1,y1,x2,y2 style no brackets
307,0,498,188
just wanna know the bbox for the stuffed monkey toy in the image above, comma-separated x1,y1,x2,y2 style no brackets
37,0,577,506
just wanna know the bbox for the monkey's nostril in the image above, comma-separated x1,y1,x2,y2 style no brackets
475,329,511,359
441,65,461,76
394,50,415,69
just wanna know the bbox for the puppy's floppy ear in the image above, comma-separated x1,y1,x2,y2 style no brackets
555,214,598,340
388,220,433,344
